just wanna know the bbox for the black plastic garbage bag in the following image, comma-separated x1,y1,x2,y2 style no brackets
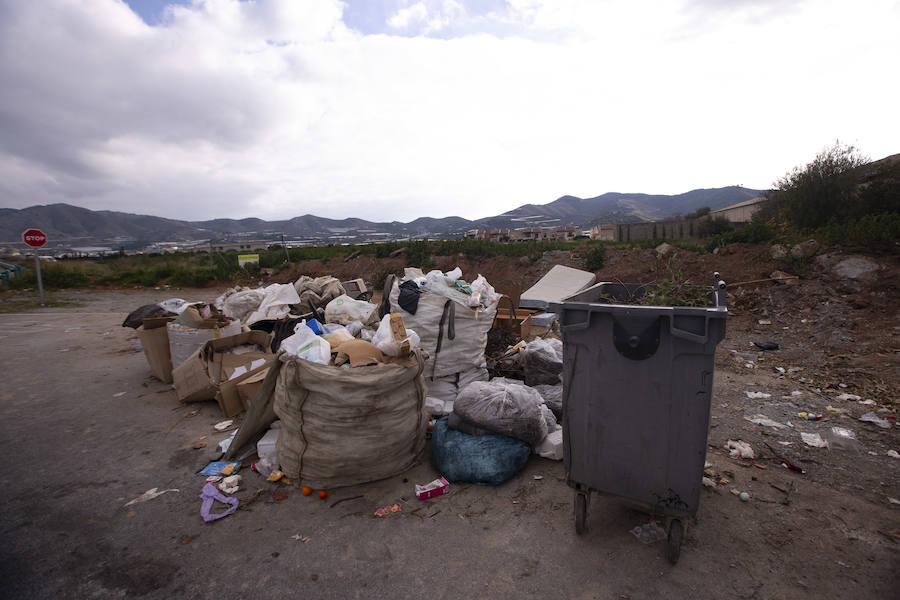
122,304,174,329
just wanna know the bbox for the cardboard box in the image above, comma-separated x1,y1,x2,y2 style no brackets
137,316,176,383
217,362,272,418
172,331,273,407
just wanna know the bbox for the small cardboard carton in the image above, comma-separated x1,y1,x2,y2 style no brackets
172,331,273,407
137,316,176,383
415,477,450,500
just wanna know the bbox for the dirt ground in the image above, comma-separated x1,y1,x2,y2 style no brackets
0,242,898,599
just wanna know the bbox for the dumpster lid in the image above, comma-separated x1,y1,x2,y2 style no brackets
520,265,597,310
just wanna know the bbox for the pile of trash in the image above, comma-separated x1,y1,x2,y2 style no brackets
124,267,567,524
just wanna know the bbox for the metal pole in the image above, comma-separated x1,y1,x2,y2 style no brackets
281,233,290,263
34,253,44,305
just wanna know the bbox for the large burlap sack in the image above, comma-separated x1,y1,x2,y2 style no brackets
388,280,498,379
274,352,427,488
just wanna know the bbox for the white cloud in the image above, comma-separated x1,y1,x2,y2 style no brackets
387,2,428,29
0,0,897,223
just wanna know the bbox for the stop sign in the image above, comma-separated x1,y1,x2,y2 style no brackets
23,228,47,248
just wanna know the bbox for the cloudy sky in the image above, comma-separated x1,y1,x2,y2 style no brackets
0,0,897,223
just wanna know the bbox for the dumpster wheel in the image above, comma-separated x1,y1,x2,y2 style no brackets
666,519,683,564
574,492,588,535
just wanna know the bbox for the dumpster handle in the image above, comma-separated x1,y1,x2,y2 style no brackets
669,315,709,344
559,309,591,332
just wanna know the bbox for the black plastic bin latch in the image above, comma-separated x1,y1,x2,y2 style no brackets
612,313,661,360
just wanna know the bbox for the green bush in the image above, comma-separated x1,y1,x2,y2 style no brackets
815,212,900,245
705,220,776,251
773,141,868,229
584,246,606,271
697,216,734,237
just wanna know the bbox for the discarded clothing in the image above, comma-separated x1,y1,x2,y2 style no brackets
200,482,239,522
397,280,422,315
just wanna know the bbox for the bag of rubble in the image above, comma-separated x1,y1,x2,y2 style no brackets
521,337,563,386
454,380,548,446
294,276,346,309
274,351,427,488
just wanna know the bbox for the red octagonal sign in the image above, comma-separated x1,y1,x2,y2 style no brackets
23,228,47,248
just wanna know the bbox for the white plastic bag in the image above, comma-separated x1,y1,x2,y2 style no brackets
280,325,331,364
244,283,301,325
324,294,377,325
158,298,192,314
470,274,499,307
371,314,421,357
444,267,462,284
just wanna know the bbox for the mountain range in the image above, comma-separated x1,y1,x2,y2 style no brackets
0,186,765,249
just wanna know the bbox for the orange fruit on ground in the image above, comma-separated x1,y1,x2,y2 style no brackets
301,486,312,496
318,490,328,500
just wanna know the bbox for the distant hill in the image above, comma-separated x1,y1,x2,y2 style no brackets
0,186,766,248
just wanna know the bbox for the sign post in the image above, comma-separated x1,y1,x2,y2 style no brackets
22,229,47,305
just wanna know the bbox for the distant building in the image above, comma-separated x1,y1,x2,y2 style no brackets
708,196,768,223
590,224,616,241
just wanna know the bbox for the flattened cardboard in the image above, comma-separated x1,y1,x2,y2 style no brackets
137,316,176,383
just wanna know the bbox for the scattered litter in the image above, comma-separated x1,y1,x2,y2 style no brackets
533,475,543,480
835,393,861,401
775,366,786,373
752,341,779,351
858,399,876,406
745,414,787,429
200,482,239,522
630,522,666,544
291,534,311,542
739,492,750,502
726,440,755,459
825,406,842,412
860,412,891,429
198,461,240,476
213,420,234,431
801,432,827,448
205,475,222,483
822,427,859,453
887,450,900,459
124,487,179,507
266,470,284,482
790,391,803,397
113,392,126,398
778,441,793,446
702,477,716,488
374,503,403,517
889,498,900,506
415,477,450,500
753,463,767,470
218,475,241,494
797,412,823,421
757,320,772,325
745,391,771,399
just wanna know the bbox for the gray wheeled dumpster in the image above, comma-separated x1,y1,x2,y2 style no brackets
550,274,727,564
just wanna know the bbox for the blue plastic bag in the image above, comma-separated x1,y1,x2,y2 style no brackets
431,418,531,486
